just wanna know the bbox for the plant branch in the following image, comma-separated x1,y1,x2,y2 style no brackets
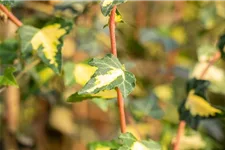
173,51,221,150
16,59,41,80
109,6,126,133
0,4,22,27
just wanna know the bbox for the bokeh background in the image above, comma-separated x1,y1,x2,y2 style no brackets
1,1,225,150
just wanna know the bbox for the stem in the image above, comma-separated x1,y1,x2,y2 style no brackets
199,51,221,78
173,121,186,150
16,59,40,80
109,6,117,56
0,4,22,27
109,6,126,133
173,51,221,150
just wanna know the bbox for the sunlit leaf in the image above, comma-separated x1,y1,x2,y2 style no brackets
0,39,18,64
179,78,224,129
185,90,222,117
100,0,127,16
78,54,136,98
18,18,73,74
0,66,18,87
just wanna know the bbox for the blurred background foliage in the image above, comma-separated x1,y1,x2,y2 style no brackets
0,1,225,150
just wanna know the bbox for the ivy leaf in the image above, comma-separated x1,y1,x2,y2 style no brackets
217,34,225,60
0,67,18,87
100,0,127,16
0,39,18,64
18,18,73,74
0,0,15,7
178,78,224,129
78,54,136,98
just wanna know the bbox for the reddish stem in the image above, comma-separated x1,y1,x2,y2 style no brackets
109,6,117,56
173,121,186,150
0,4,22,27
173,51,221,150
109,6,126,133
200,51,221,78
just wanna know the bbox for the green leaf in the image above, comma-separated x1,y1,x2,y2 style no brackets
78,54,136,98
67,92,101,102
63,62,76,86
118,132,137,147
217,34,225,60
0,67,18,87
0,0,15,7
100,0,127,16
0,39,18,64
18,18,73,74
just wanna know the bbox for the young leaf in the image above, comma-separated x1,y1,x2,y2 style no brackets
217,34,225,60
18,18,73,74
0,67,18,87
100,0,127,16
0,39,18,64
178,78,224,129
78,54,136,98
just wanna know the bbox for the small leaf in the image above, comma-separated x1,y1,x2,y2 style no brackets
100,0,127,16
78,54,136,97
0,39,18,64
217,34,225,60
0,67,18,87
103,9,124,28
18,18,73,74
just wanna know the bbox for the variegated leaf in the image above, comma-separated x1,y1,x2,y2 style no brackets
18,18,73,74
78,54,136,98
100,0,127,16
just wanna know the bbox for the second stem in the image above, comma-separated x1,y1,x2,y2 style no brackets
109,6,126,133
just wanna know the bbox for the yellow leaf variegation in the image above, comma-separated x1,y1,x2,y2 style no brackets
67,54,136,102
185,90,222,117
18,18,73,74
31,24,66,67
